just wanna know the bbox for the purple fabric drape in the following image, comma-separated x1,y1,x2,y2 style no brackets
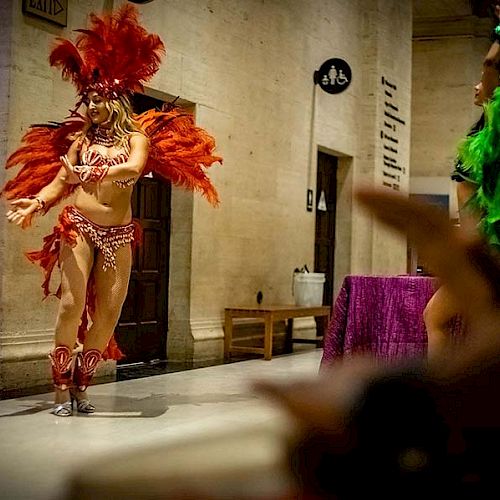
321,275,446,367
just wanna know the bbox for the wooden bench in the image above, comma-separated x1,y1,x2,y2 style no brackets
224,305,331,361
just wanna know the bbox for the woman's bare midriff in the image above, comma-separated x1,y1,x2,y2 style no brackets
72,142,134,226
73,182,133,226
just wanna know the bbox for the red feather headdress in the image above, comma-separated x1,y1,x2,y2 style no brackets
49,4,165,99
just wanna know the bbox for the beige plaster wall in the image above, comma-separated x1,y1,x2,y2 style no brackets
161,0,412,361
355,0,412,276
373,1,412,274
0,0,14,393
316,0,413,281
411,23,490,179
1,0,413,386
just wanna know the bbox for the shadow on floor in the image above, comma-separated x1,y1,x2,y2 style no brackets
0,392,169,418
0,389,259,419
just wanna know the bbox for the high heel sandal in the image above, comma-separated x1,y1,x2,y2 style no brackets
70,390,96,414
49,345,74,417
73,349,101,414
52,401,73,417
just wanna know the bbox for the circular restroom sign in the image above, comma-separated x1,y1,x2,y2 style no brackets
314,58,352,94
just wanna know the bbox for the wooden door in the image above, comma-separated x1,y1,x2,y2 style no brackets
314,152,338,308
116,93,171,364
116,178,171,364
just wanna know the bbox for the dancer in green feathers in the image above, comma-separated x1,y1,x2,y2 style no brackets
424,2,500,360
423,81,489,360
457,86,500,246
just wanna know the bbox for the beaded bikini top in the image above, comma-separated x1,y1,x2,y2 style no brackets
81,149,128,167
81,149,135,188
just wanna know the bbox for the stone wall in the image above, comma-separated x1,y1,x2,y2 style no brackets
411,15,491,179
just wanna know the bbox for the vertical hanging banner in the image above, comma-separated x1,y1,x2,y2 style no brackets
23,0,68,27
379,76,406,191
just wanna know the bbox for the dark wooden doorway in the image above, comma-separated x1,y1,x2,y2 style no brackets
116,93,171,364
314,151,338,308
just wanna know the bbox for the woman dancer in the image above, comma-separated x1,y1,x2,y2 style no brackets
424,81,486,359
424,2,500,359
2,5,221,416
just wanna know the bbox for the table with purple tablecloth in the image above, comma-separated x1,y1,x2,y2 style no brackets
321,275,440,366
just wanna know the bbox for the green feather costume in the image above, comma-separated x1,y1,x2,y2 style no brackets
458,87,500,247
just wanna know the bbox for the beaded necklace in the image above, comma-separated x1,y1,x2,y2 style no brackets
92,126,115,147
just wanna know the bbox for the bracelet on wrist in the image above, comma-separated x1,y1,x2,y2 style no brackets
35,197,46,211
28,196,46,212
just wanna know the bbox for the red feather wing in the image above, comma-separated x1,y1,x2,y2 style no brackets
137,108,222,206
2,119,84,211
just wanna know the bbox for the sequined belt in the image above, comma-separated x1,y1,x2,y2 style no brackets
67,206,135,271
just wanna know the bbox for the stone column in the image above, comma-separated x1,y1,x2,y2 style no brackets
351,0,412,276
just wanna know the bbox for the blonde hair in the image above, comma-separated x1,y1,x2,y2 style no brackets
81,94,145,150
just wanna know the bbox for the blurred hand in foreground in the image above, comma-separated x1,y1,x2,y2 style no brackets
255,189,500,499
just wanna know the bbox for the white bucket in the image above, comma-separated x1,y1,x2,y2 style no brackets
293,272,325,306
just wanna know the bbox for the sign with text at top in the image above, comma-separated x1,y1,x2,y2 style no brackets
314,58,352,94
23,0,68,27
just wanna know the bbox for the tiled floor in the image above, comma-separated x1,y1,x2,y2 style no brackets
0,349,322,499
